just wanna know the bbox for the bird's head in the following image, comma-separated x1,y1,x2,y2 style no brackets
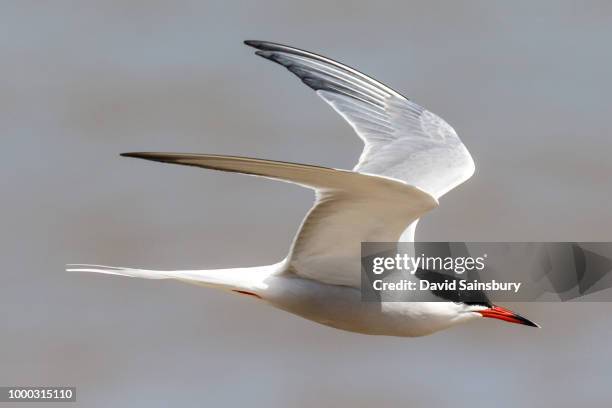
399,302,540,336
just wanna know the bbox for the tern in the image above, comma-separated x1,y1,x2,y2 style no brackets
68,40,539,336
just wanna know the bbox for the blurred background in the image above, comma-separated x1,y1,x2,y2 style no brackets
2,1,612,406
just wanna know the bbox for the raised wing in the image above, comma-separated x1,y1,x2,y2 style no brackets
122,153,438,287
245,40,475,199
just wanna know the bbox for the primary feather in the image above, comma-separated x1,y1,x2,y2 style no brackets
244,40,475,199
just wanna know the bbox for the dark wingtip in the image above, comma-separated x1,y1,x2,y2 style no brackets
244,40,272,50
121,152,150,159
244,40,289,52
120,152,180,164
244,41,275,60
244,40,266,49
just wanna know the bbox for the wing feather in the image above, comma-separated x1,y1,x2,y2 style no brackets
120,40,474,287
122,152,437,287
245,40,475,199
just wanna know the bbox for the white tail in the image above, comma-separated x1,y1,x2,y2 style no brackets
66,262,286,296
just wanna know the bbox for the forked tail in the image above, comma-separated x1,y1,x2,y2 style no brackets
66,262,285,296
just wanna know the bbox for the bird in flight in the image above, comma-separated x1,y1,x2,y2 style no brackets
68,40,538,336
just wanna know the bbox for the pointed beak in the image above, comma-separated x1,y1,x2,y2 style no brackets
478,305,540,328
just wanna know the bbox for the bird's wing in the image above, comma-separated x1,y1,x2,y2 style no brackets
245,40,475,199
122,153,438,287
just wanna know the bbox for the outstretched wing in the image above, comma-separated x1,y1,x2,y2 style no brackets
245,40,475,199
122,153,437,287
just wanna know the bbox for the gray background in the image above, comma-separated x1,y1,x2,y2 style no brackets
2,1,612,407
